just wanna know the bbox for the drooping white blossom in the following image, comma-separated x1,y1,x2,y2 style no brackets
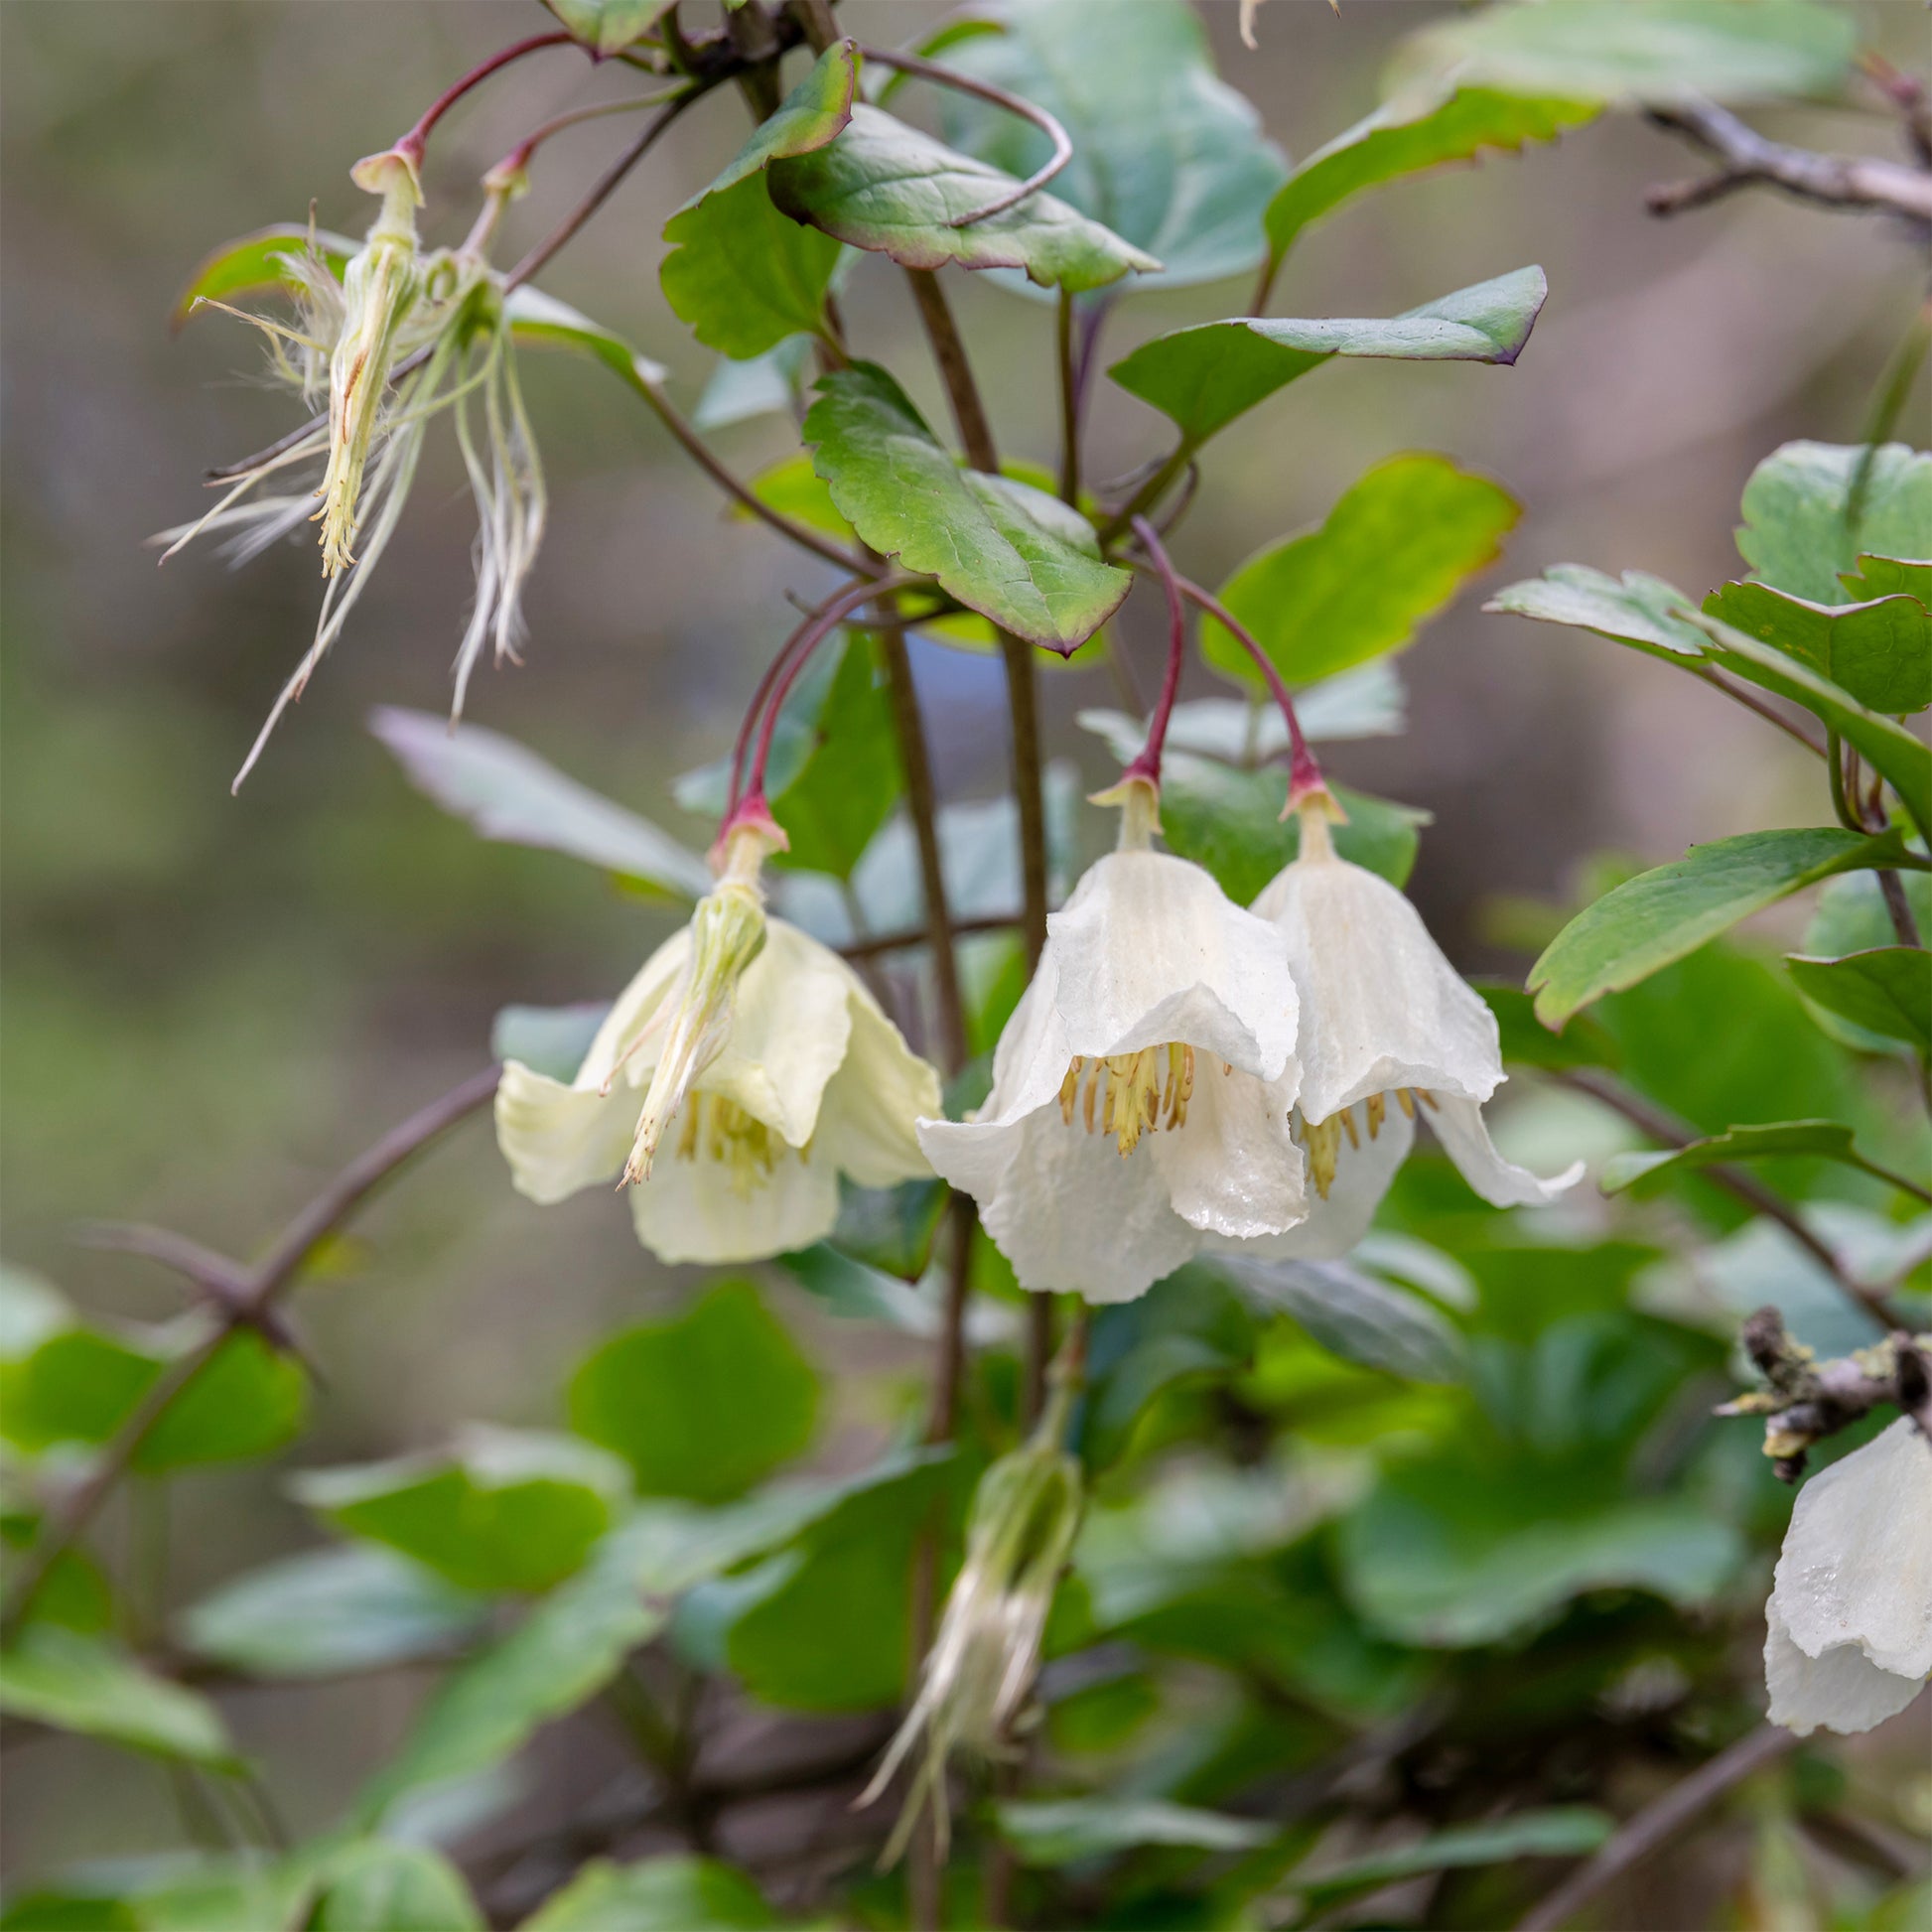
496,822,940,1265
919,781,1306,1302
1225,800,1582,1260
1764,1417,1932,1735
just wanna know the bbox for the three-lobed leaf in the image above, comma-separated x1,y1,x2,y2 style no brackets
1529,826,1910,1030
1735,441,1932,606
803,362,1130,652
767,104,1160,292
1702,578,1931,716
935,0,1286,290
1108,265,1547,447
1200,454,1519,688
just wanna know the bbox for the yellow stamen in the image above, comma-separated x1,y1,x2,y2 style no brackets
1396,1087,1416,1119
1058,1044,1200,1157
1339,1106,1360,1151
1301,1114,1342,1199
668,1093,797,1199
1416,1087,1440,1111
1059,1057,1082,1126
1366,1092,1386,1140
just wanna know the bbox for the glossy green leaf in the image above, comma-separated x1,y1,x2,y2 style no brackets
1735,441,1932,606
0,1628,234,1764
803,362,1130,651
1529,827,1911,1030
174,222,356,325
1293,1809,1612,1907
1109,265,1547,447
370,706,713,900
312,1843,483,1932
1200,455,1520,688
541,0,669,56
294,1427,629,1594
778,1243,941,1332
358,1523,667,1820
998,1796,1274,1864
661,178,842,359
1601,1119,1866,1198
569,1282,819,1504
1784,949,1932,1055
768,635,900,878
179,1545,488,1679
502,286,668,391
1265,87,1596,278
1387,0,1857,107
711,38,857,191
1842,554,1932,607
1703,579,1930,715
1797,871,1932,1053
520,1856,777,1931
767,104,1160,293
1222,1256,1466,1385
1485,564,1709,661
491,1003,609,1083
1473,979,1621,1071
936,0,1287,289
827,1173,951,1283
1685,611,1932,840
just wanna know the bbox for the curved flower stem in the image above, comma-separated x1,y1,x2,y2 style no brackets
1124,516,1186,788
854,44,1072,226
390,31,580,179
1056,290,1080,505
1688,663,1826,758
1515,1723,1799,1931
0,1065,502,1641
486,85,688,187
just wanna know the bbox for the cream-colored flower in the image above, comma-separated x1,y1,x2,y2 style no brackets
495,826,940,1265
1765,1417,1932,1735
919,782,1306,1303
1226,801,1582,1260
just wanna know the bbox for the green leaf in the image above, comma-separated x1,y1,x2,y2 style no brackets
1265,87,1596,279
1472,979,1621,1071
0,1628,234,1764
294,1427,629,1594
1200,454,1520,688
997,1796,1274,1865
369,706,713,900
1842,554,1932,607
1736,441,1932,606
541,0,669,57
1485,564,1709,660
1601,1118,1864,1197
1703,579,1931,715
768,634,901,878
1784,949,1932,1055
778,1243,942,1332
1387,0,1857,107
0,1314,305,1475
313,1843,483,1932
935,0,1287,289
1528,827,1911,1031
1293,1809,1612,1907
1797,870,1932,1051
1108,265,1547,447
502,286,668,391
178,1545,488,1680
693,338,813,430
766,104,1160,293
803,362,1130,651
568,1282,819,1505
358,1523,668,1821
520,1856,777,1931
661,178,842,359
659,45,857,358
174,223,356,326
1685,611,1932,840
491,1002,609,1082
1341,1482,1740,1647
1222,1257,1467,1385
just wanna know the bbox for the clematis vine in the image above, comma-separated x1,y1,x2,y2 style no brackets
496,807,941,1265
1763,1417,1932,1735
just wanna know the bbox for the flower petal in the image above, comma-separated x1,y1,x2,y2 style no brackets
1215,1099,1413,1261
1765,1599,1926,1736
1255,850,1501,1120
496,1060,636,1202
1773,1419,1932,1683
629,1135,840,1264
1150,1066,1307,1240
819,985,942,1187
1050,851,1298,1080
1424,1092,1585,1208
577,929,692,1091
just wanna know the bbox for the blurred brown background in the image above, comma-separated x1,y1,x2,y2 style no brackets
2,0,1926,1881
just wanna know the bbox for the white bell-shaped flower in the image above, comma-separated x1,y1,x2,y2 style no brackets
1764,1417,1932,1735
919,781,1306,1303
497,823,940,1265
1227,802,1581,1259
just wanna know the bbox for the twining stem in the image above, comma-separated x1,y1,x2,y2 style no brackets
390,31,578,177
1123,517,1187,787
486,86,687,188
1514,1724,1799,1931
1556,1068,1905,1332
1056,290,1081,504
0,1066,502,1640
